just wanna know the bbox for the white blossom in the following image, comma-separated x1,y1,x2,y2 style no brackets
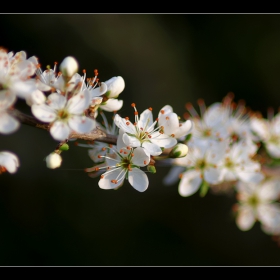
0,151,19,174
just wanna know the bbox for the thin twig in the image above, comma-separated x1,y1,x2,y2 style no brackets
9,108,118,145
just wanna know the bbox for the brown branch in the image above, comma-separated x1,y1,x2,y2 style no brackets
9,108,118,145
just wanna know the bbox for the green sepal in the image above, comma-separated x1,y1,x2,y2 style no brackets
199,180,209,197
185,133,192,142
147,165,156,174
169,151,181,158
105,91,111,97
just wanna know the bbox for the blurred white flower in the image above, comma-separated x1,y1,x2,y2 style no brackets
0,151,19,174
234,178,280,232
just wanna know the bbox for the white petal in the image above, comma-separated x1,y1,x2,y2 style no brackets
48,93,67,110
258,179,280,201
158,112,179,135
0,112,20,134
100,99,123,112
31,104,56,122
123,133,141,148
142,141,163,156
12,80,37,99
150,132,177,149
0,91,16,109
90,82,107,97
128,168,149,192
68,115,95,134
50,120,70,141
138,109,154,129
266,143,280,158
26,90,46,106
67,90,91,114
105,76,125,98
158,105,173,117
98,168,124,189
236,205,256,231
114,115,136,134
257,204,280,228
204,167,222,184
178,169,202,197
132,147,150,166
0,151,19,173
174,120,193,138
163,166,185,186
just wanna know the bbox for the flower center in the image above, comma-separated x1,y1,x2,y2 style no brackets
57,109,69,120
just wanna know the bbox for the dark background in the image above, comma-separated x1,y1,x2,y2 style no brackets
0,14,280,266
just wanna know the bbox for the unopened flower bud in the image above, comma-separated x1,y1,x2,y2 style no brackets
46,153,62,169
169,143,189,158
60,56,78,79
105,76,125,98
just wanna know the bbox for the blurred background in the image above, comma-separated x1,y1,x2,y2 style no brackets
1,14,280,266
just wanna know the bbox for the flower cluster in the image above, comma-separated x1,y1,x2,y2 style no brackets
2,47,280,247
163,93,280,244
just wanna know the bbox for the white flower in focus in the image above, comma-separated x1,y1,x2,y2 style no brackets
0,91,20,134
114,103,177,156
234,178,280,232
0,151,19,174
94,132,150,192
158,105,193,139
31,90,95,141
46,152,62,169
